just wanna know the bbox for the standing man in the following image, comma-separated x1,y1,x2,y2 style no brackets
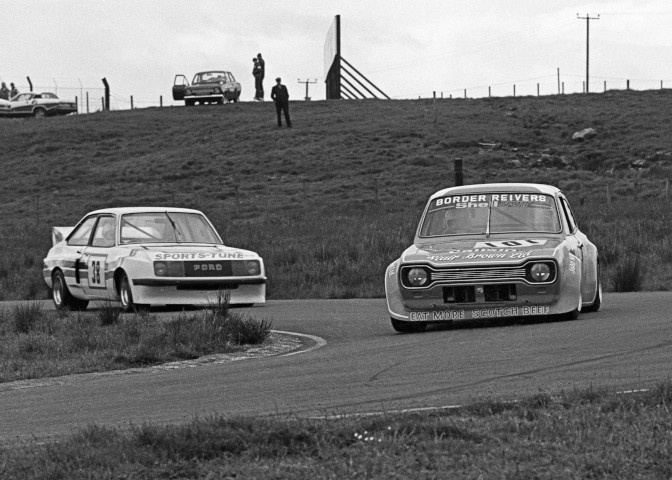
9,82,18,98
256,53,265,100
252,58,262,100
0,82,8,100
270,77,291,127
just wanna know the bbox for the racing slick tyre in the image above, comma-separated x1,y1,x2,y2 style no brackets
391,318,427,333
583,266,602,313
52,270,89,311
185,99,195,107
120,273,149,313
33,107,47,118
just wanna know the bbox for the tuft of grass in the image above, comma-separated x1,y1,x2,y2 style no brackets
11,302,43,334
612,254,646,292
96,301,122,326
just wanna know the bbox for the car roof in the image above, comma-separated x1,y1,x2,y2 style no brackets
429,183,561,200
86,207,204,216
195,71,231,75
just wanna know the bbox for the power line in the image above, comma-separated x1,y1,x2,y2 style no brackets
577,13,600,93
298,78,317,100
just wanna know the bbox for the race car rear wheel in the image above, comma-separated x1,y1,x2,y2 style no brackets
52,270,89,311
391,318,427,333
120,273,149,313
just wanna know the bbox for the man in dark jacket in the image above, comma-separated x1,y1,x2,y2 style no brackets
270,77,291,127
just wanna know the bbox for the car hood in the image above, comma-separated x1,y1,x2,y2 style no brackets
401,237,562,265
128,244,261,261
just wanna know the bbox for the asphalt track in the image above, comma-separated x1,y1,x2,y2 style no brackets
1,292,671,442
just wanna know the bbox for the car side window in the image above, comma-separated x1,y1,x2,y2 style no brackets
559,197,577,233
68,217,98,247
91,216,117,247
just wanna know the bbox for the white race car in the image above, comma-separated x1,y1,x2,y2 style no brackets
42,207,266,311
385,183,601,332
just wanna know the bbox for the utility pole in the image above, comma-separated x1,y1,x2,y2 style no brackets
298,79,317,100
577,13,599,93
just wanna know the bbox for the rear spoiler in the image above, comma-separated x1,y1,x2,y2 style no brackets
52,226,75,246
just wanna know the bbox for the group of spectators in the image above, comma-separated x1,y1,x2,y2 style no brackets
252,53,292,127
0,82,19,100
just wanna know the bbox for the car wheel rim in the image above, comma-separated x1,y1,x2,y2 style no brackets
121,280,130,307
53,277,63,305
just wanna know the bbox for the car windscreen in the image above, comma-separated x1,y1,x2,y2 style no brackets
120,212,221,244
419,193,562,237
193,72,227,83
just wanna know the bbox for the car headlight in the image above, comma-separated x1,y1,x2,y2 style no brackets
232,260,261,276
154,261,185,277
528,262,555,282
406,267,429,287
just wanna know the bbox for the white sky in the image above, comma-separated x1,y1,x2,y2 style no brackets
2,0,672,108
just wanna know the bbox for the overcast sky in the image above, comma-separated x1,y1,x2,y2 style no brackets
2,0,672,108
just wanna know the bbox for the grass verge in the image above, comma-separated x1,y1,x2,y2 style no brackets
1,382,670,479
0,300,272,383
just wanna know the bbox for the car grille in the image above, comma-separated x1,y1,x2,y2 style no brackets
430,265,527,284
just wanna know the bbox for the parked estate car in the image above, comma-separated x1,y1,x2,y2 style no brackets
172,71,241,106
385,183,601,333
0,92,76,117
43,207,266,312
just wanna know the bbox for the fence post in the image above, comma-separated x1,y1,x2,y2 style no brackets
160,95,163,107
537,83,540,96
86,92,89,113
488,86,491,97
75,96,79,114
513,85,516,97
604,80,607,92
130,95,134,109
464,89,467,99
454,159,463,186
627,80,630,90
101,77,110,110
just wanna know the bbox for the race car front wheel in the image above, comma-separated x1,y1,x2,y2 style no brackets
119,273,149,313
52,270,89,311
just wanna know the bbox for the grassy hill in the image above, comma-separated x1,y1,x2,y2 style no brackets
1,89,671,301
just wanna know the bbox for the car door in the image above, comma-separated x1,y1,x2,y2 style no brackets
172,74,189,100
81,215,117,299
62,215,98,299
9,93,33,115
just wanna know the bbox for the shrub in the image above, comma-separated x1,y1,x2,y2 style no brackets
611,254,645,292
12,302,43,334
97,302,122,326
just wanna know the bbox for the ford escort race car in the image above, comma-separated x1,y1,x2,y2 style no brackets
385,183,601,333
43,207,266,312
172,71,241,105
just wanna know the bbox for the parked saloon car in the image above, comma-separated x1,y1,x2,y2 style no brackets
0,92,76,117
172,71,241,106
385,183,601,333
43,207,266,312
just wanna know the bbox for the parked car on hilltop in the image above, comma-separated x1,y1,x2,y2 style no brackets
0,92,76,118
172,71,241,106
385,183,601,333
43,207,266,312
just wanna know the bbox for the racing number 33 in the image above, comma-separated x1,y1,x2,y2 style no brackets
87,256,106,288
